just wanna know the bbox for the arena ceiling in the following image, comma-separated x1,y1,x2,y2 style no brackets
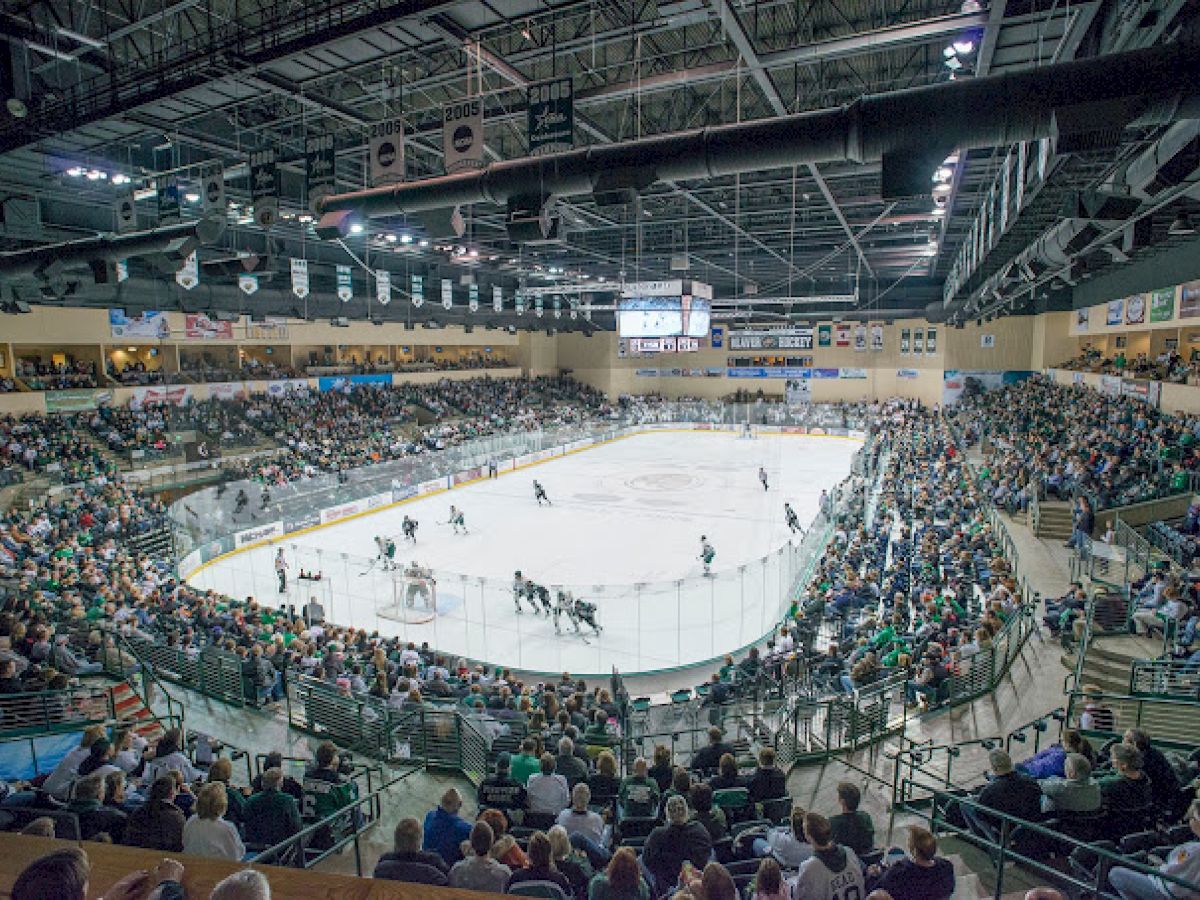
0,0,1198,329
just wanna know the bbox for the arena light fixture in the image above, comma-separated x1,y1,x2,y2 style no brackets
111,173,131,186
954,39,976,55
349,222,365,234
418,239,430,248
384,233,397,242
400,233,414,244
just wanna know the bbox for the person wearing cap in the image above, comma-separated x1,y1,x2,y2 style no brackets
477,752,527,822
48,633,102,676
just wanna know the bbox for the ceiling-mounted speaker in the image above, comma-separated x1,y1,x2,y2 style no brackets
415,206,465,239
146,235,199,274
506,194,561,244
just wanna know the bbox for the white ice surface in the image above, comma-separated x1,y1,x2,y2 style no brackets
189,432,859,675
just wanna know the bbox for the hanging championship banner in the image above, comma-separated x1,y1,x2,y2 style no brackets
238,273,259,295
443,98,485,174
249,147,280,228
336,265,353,302
535,296,544,318
870,324,884,352
528,77,574,156
305,133,336,212
584,297,592,321
569,298,578,320
468,283,479,312
492,285,503,312
115,192,137,233
201,164,225,215
175,251,199,290
853,324,867,352
552,296,562,319
157,174,181,224
515,292,526,315
369,119,405,186
376,270,391,305
441,278,453,310
411,273,424,308
115,260,129,283
290,258,309,299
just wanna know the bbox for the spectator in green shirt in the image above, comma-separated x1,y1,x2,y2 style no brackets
510,738,541,786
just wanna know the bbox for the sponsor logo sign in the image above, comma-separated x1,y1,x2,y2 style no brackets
236,521,283,547
320,501,364,524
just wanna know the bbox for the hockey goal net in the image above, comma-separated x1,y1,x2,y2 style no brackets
736,423,758,439
377,573,438,624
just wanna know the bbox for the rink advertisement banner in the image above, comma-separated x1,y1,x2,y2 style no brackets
179,550,202,577
317,374,392,391
207,382,247,401
364,492,391,511
726,367,813,379
1125,293,1147,324
247,319,288,340
129,385,193,408
898,368,920,379
1150,287,1176,322
941,370,1035,406
391,484,418,503
184,314,234,339
838,368,868,379
1074,307,1090,332
453,467,483,486
1099,374,1123,397
109,309,168,338
320,500,364,525
44,389,113,412
811,368,840,379
418,478,447,496
235,521,283,548
283,510,321,533
267,379,308,396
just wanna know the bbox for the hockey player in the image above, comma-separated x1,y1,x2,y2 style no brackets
384,537,397,570
784,502,802,535
513,570,535,614
758,466,769,492
522,577,541,615
402,516,418,543
553,588,575,634
260,486,271,510
535,582,554,616
700,536,716,576
573,598,602,636
533,480,552,506
234,489,248,516
448,505,467,535
374,535,387,566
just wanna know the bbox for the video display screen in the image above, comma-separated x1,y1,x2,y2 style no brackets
617,296,711,337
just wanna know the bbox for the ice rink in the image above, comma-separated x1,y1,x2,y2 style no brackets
188,431,859,675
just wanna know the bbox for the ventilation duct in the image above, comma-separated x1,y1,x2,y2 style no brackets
317,37,1200,230
1121,119,1200,199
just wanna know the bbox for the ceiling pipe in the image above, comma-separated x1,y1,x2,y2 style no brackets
317,38,1200,233
0,219,223,279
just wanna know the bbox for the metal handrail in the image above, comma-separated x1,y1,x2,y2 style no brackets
1129,657,1200,701
913,789,1200,900
1063,686,1200,746
250,766,422,874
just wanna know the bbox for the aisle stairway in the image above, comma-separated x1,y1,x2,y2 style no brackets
1034,500,1074,540
107,680,169,746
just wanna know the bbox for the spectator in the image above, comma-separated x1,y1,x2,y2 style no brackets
505,830,574,895
678,861,738,900
373,817,449,886
792,812,866,900
43,725,107,801
207,757,247,826
423,787,473,866
1097,743,1153,815
588,750,621,806
690,727,734,772
588,846,651,900
648,745,674,793
752,858,788,900
556,736,589,788
122,774,185,852
242,767,302,849
529,752,571,819
511,737,542,785
210,869,272,900
707,753,746,791
448,820,511,893
689,782,728,842
872,826,955,900
21,817,56,838
755,807,813,868
12,847,185,900
618,756,660,819
642,795,713,895
250,752,303,802
1038,753,1101,813
1079,687,1115,732
1107,798,1200,900
961,749,1043,844
182,782,245,860
477,752,527,821
829,782,875,856
1124,728,1183,814
144,729,199,784
746,747,787,804
557,782,609,860
478,808,529,869
65,773,127,842
549,823,595,899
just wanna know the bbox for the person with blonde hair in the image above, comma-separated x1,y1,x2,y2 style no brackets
182,782,245,860
871,826,955,900
206,756,247,825
43,725,107,800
